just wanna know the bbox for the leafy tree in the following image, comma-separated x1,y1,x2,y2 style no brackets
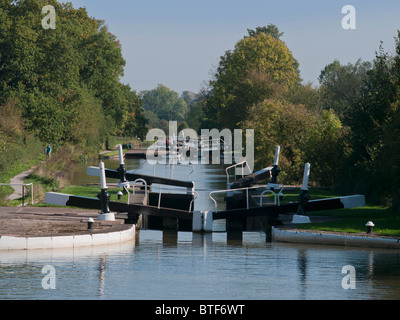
141,84,187,125
242,99,315,183
376,106,400,212
285,82,322,114
185,103,204,132
0,0,143,147
347,46,396,169
303,109,352,188
318,59,372,121
330,40,400,209
246,24,284,40
358,37,400,211
181,91,199,107
204,26,301,129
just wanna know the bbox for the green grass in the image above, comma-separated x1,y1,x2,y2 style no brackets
262,188,400,237
0,155,44,205
277,188,340,204
60,185,130,203
297,205,400,237
100,147,128,157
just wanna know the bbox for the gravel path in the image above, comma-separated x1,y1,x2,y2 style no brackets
7,164,39,201
0,206,126,237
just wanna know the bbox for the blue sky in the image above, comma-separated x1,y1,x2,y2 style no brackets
68,0,400,94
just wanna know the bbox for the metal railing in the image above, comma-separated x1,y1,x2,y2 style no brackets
225,160,252,185
122,178,197,212
152,163,195,181
129,178,148,204
154,185,198,212
259,189,277,207
209,184,284,212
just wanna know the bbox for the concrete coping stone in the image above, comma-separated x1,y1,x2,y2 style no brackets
0,224,135,250
272,227,400,249
0,207,135,250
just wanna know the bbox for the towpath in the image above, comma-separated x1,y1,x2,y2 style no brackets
7,163,41,202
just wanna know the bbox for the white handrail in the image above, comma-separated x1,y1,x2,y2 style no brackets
171,163,195,180
225,160,251,184
259,189,277,207
155,186,198,212
151,162,195,181
189,191,199,212
209,185,270,212
130,179,148,205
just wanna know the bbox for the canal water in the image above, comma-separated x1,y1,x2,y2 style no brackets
1,157,400,300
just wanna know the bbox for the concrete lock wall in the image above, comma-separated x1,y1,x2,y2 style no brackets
0,225,135,250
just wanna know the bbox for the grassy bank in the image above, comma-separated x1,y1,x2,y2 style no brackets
1,136,140,205
0,139,44,205
297,206,400,237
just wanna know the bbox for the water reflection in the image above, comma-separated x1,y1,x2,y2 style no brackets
97,257,107,300
297,249,308,299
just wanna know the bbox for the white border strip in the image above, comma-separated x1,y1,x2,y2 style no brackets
0,225,135,250
272,227,400,249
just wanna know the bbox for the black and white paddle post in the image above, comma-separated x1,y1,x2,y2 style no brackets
292,162,311,224
269,145,281,187
97,161,115,221
116,144,129,193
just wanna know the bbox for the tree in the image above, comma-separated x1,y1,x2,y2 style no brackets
358,36,400,211
303,109,352,188
141,84,187,126
285,82,322,114
242,99,315,183
318,59,372,121
376,106,400,212
330,39,400,208
347,45,396,169
0,0,141,146
181,91,199,107
246,24,284,40
204,26,301,129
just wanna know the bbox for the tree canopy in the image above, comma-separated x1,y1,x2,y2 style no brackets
0,0,145,146
204,27,301,129
140,84,188,133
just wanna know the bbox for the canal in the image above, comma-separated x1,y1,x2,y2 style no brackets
1,157,400,300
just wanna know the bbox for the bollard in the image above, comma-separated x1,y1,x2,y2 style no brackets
117,191,123,200
87,218,94,230
365,221,375,234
